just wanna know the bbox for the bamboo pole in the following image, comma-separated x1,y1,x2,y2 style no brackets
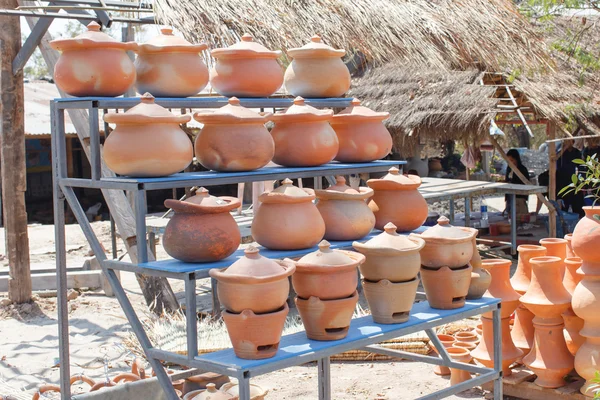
548,123,557,237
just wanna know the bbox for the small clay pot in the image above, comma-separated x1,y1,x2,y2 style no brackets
362,278,419,324
453,341,477,352
221,382,269,400
432,334,455,376
562,308,585,356
296,291,358,341
454,331,479,344
447,347,472,386
481,258,521,319
420,265,473,310
565,233,576,258
472,316,522,376
540,237,568,277
467,235,491,300
563,256,583,295
188,383,235,400
511,245,548,295
183,372,230,394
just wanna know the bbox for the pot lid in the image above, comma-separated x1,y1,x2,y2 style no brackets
193,97,271,124
331,99,390,123
104,93,191,125
211,34,281,59
186,188,234,207
270,97,333,123
298,240,355,265
137,27,208,54
325,176,359,194
287,35,346,58
420,216,474,239
359,223,424,251
223,246,289,277
164,188,240,214
192,383,235,400
258,178,316,204
315,176,373,200
366,167,422,190
50,21,137,52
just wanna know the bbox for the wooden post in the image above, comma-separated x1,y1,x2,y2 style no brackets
548,122,557,237
0,1,32,303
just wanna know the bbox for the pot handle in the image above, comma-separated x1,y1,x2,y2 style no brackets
131,357,146,379
70,374,96,388
113,373,141,384
32,385,60,400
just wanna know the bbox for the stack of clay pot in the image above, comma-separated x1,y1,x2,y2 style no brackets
209,247,295,359
353,223,424,324
291,241,365,340
466,232,491,300
431,334,456,376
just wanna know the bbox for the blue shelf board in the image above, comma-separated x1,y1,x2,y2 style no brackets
53,96,352,105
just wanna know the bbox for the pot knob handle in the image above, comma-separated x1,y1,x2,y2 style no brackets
437,216,450,226
383,223,397,234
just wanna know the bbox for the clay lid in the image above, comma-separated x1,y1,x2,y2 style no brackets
420,216,477,240
50,21,137,52
353,223,425,254
209,246,295,282
331,99,390,124
366,167,422,191
258,178,316,204
165,188,240,215
211,34,282,59
270,97,333,123
137,27,208,54
192,383,235,400
104,93,191,125
193,97,271,124
298,240,358,266
287,35,346,58
315,176,373,201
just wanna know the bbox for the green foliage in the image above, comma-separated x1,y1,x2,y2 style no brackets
559,153,600,204
586,370,600,398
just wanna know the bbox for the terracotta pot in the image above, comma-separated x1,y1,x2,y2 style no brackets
471,316,522,376
453,341,477,352
292,240,364,300
563,257,583,295
353,222,425,282
113,373,141,383
446,347,472,386
330,99,392,163
188,383,235,400
163,188,241,262
420,265,472,310
222,304,289,359
134,27,208,97
49,22,136,97
573,274,600,396
572,208,600,274
32,385,61,400
70,374,96,390
467,236,491,300
511,306,536,356
315,176,375,241
428,159,443,173
221,382,268,400
481,259,520,318
475,323,483,337
362,278,419,324
563,308,585,356
565,233,577,258
511,245,548,295
296,291,358,341
367,168,428,232
209,246,295,313
210,34,283,97
575,336,600,397
103,93,193,177
284,35,350,98
270,97,338,167
454,331,479,344
432,334,455,376
540,238,568,278
193,97,274,172
183,372,230,394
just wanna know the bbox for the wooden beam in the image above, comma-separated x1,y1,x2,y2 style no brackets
0,270,102,291
548,123,557,237
12,14,52,75
546,133,600,143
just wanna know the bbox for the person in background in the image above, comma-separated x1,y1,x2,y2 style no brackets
556,141,584,217
504,149,530,219
583,138,600,160
535,170,549,215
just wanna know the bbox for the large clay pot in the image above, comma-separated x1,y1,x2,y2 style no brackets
540,237,568,278
330,99,392,163
103,93,193,177
471,316,523,376
420,265,472,310
49,22,136,97
252,178,325,250
353,222,425,282
295,291,358,341
432,334,455,376
572,208,600,274
366,167,428,232
210,34,283,97
270,97,338,167
447,347,472,386
209,246,295,314
315,176,375,241
362,278,419,324
573,274,600,396
163,188,240,262
284,35,350,98
565,233,576,258
193,97,274,172
467,235,491,300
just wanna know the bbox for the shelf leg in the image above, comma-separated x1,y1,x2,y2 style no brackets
449,200,455,223
211,277,221,318
318,356,331,400
492,304,503,399
510,193,517,255
185,274,198,360
134,188,148,263
238,372,251,400
465,196,471,227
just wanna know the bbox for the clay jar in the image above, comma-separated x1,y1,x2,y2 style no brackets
193,97,274,172
420,265,473,310
252,179,325,250
330,99,393,163
315,176,375,241
210,34,283,97
362,278,419,324
162,188,240,262
572,207,600,274
50,22,137,97
103,93,193,177
467,234,491,300
295,291,358,341
573,275,600,396
284,35,350,98
270,97,338,167
183,372,229,394
209,246,295,314
134,27,209,97
367,167,428,232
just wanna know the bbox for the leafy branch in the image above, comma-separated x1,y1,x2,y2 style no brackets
559,153,600,207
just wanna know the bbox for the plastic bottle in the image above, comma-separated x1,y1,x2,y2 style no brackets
480,197,489,228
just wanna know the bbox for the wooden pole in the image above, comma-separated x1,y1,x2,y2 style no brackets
0,0,32,303
548,122,557,237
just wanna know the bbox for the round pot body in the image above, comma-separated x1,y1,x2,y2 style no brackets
270,120,338,167
572,207,600,274
472,317,523,376
316,198,374,241
295,291,358,341
420,265,472,310
575,337,600,397
572,276,600,338
511,245,548,295
221,382,268,400
368,188,428,233
362,278,419,324
183,372,229,394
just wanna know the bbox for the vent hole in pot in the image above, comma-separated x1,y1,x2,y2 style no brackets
452,296,466,303
325,327,349,334
257,343,278,352
392,312,409,319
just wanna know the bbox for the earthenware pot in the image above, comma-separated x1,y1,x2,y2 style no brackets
113,373,141,383
420,265,472,310
447,347,472,386
366,167,428,232
50,22,137,97
210,34,283,97
353,222,425,282
575,336,600,397
453,341,477,353
428,158,443,173
221,382,269,400
103,93,193,177
481,259,520,318
454,331,479,344
540,237,568,278
431,334,455,376
193,97,274,172
315,176,375,241
189,383,234,400
330,99,393,162
467,235,491,300
183,372,230,394
362,278,419,324
471,316,522,376
565,233,576,258
284,35,350,98
252,179,325,250
572,208,600,274
69,374,96,390
563,308,585,356
270,97,338,167
563,257,583,295
295,291,358,341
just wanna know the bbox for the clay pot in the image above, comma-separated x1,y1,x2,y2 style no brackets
284,35,350,98
222,304,289,359
475,323,483,337
103,93,193,177
49,22,136,97
563,257,583,295
270,97,338,167
362,278,419,324
221,382,269,400
252,179,325,250
193,97,274,172
315,176,375,241
113,373,141,383
467,236,491,300
540,238,568,278
163,188,241,262
183,372,230,394
134,27,208,97
454,331,479,344
511,245,547,295
511,306,536,357
330,99,393,163
565,233,576,258
432,334,455,376
188,383,235,400
353,222,425,282
428,159,443,173
563,308,585,356
572,208,600,274
446,347,472,386
573,274,600,396
70,374,96,390
296,291,358,341
575,336,600,397
292,240,364,300
471,316,522,376
210,34,283,97
366,167,428,232
453,341,477,352
209,246,295,313
481,259,520,318
420,265,473,310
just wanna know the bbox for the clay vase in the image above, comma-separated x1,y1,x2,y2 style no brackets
284,35,350,98
295,291,358,341
353,222,425,282
467,235,491,300
563,308,585,356
188,383,235,400
315,176,375,241
362,278,419,324
571,208,600,274
103,93,193,177
209,246,295,313
432,334,455,376
222,303,289,359
163,188,241,262
564,257,584,295
330,99,393,163
252,178,325,250
193,97,274,172
366,167,428,232
481,259,521,319
210,34,283,97
183,372,230,394
270,97,338,167
565,233,577,258
447,347,472,386
540,237,568,278
471,316,522,377
420,265,473,310
49,22,137,97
